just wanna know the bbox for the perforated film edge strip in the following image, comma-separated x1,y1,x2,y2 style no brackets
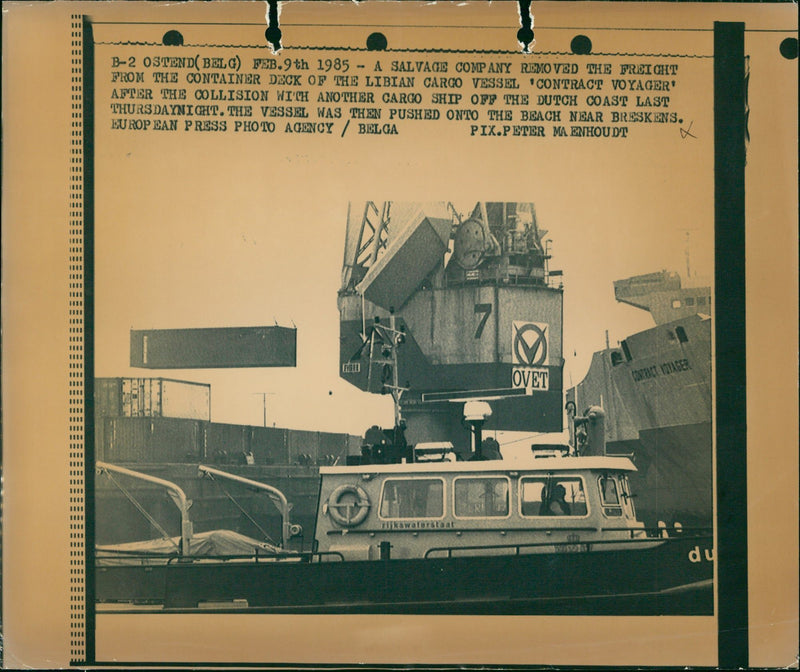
69,14,87,664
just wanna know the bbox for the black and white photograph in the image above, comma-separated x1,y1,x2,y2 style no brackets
95,199,714,616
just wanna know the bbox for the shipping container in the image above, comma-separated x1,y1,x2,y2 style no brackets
247,426,289,465
203,422,248,464
121,378,161,417
287,429,320,465
161,379,210,420
96,417,107,461
130,326,297,369
348,434,363,456
318,432,350,465
95,378,122,419
103,417,203,463
97,410,361,467
95,377,210,421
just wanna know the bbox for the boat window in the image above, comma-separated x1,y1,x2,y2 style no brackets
619,475,637,519
598,475,623,517
697,296,706,306
685,297,695,306
520,477,588,517
672,299,681,309
453,477,509,518
379,478,444,519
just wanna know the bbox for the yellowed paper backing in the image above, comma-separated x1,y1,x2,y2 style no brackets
2,2,797,668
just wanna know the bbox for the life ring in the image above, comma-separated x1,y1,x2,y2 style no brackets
327,484,371,527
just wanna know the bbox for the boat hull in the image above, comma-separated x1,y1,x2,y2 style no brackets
97,533,713,615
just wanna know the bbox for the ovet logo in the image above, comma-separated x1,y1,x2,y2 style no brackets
511,321,549,367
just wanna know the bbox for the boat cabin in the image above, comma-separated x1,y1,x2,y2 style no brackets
315,452,645,561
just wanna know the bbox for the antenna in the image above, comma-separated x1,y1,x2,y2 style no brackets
678,228,699,280
252,391,276,427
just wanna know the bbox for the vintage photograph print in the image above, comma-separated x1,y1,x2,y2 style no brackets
96,196,714,616
87,0,721,650
2,1,796,669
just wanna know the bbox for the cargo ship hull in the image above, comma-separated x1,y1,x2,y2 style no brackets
569,309,713,528
605,422,712,529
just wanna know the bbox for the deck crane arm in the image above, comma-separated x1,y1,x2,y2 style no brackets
197,465,299,548
96,461,193,555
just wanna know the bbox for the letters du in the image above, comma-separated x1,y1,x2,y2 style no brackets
688,545,715,563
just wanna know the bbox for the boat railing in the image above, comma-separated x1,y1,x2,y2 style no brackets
163,549,347,564
326,526,712,538
423,529,713,559
96,548,346,565
96,548,180,559
642,525,714,539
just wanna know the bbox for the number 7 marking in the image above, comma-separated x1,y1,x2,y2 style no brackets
474,303,492,339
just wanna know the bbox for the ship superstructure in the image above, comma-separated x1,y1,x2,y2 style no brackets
338,202,565,452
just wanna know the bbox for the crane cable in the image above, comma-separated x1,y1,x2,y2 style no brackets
204,472,276,546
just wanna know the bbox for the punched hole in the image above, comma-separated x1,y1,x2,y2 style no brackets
779,37,797,60
517,0,534,52
570,35,592,55
265,0,281,51
366,32,388,51
265,26,282,50
162,30,183,46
